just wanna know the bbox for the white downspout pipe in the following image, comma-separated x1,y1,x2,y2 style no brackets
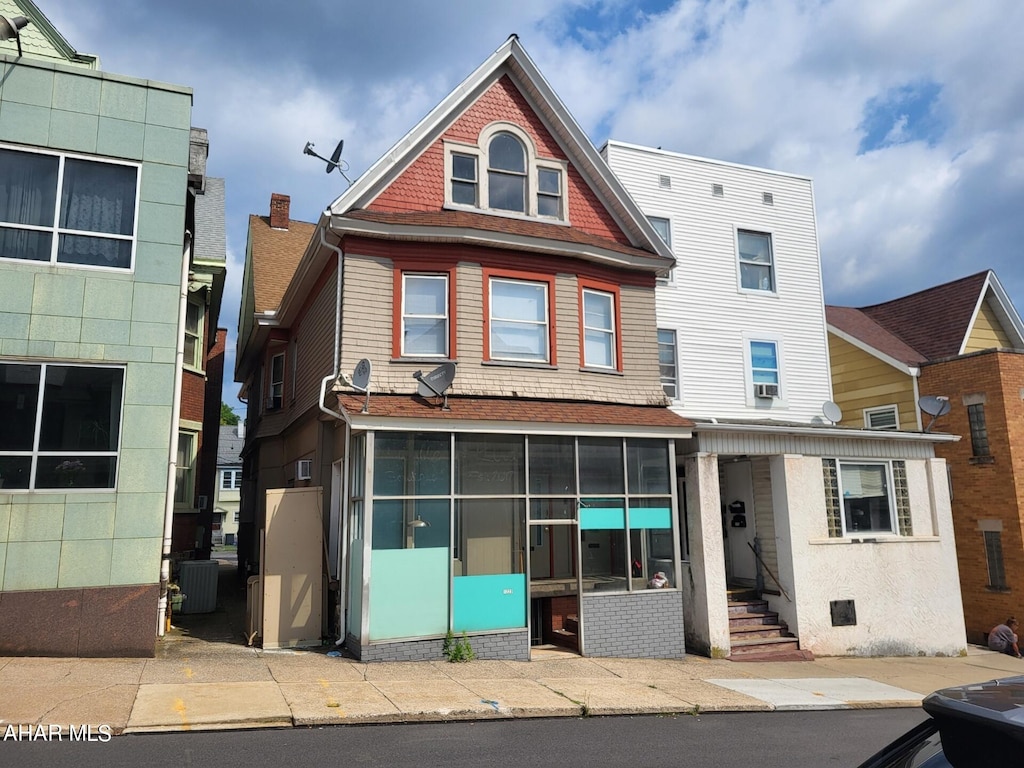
158,230,191,636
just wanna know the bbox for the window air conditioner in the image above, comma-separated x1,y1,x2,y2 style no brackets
296,459,313,481
754,383,779,399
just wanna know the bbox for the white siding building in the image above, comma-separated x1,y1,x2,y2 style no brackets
603,141,967,660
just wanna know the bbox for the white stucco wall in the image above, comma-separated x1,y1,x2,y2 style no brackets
774,456,965,656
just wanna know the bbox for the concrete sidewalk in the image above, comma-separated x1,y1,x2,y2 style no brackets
2,558,1021,735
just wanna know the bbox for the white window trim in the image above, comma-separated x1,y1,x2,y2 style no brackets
864,404,899,430
742,332,786,406
0,143,141,272
443,123,569,223
582,287,617,370
657,328,679,401
735,227,777,295
184,295,205,372
174,427,199,508
221,468,242,490
836,459,898,537
401,272,449,359
267,352,285,411
0,361,126,493
647,215,675,285
488,276,550,364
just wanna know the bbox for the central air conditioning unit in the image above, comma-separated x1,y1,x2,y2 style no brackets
296,459,312,480
754,383,779,399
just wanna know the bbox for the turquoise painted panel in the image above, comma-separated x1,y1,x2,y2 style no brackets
32,272,86,317
82,317,130,345
630,507,672,529
369,547,448,641
348,539,363,640
29,314,81,342
453,574,527,632
136,200,187,247
0,312,29,338
3,541,61,590
133,242,184,284
0,543,5,590
58,539,112,588
109,537,161,585
142,124,189,166
83,278,133,321
580,507,624,530
145,89,192,130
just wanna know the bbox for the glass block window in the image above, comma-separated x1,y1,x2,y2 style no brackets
892,460,912,536
822,458,842,538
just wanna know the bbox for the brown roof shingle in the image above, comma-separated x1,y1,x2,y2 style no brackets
858,271,988,361
249,214,317,313
341,209,662,264
825,305,927,366
336,394,692,429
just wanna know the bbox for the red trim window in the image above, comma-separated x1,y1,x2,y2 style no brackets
392,266,456,359
482,268,557,365
579,278,622,371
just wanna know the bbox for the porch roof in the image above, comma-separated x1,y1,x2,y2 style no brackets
334,394,692,435
691,417,959,443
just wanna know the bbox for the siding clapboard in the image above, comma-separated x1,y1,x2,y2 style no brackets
828,333,918,430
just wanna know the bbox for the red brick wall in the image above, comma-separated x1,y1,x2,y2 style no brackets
369,75,630,245
920,350,1024,642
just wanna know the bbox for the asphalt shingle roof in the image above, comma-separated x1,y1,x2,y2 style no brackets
248,214,317,314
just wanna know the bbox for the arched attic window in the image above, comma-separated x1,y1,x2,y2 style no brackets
488,132,526,213
444,123,567,222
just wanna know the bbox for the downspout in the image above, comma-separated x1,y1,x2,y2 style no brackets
315,223,351,643
158,230,192,636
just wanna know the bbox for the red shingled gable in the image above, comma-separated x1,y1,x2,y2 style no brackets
336,394,692,429
368,75,631,247
858,272,989,361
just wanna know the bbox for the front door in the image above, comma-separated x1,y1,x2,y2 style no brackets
528,521,581,653
723,460,757,585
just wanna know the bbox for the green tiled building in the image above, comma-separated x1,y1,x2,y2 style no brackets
0,0,197,655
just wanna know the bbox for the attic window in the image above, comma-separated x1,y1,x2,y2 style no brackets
712,183,724,197
762,192,774,206
658,175,671,189
444,123,568,222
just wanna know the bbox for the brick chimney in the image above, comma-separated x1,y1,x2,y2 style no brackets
269,193,290,230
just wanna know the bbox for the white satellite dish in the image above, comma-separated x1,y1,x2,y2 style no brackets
918,395,951,433
414,362,456,411
351,358,371,413
822,400,843,424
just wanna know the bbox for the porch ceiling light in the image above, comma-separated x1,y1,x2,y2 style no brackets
0,15,29,57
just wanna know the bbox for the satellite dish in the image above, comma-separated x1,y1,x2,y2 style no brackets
413,363,456,411
351,358,371,392
302,139,352,183
918,395,951,433
822,401,843,424
351,358,372,414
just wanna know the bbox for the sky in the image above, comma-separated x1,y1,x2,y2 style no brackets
37,0,1024,415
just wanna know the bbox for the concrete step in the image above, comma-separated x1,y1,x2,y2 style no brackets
729,612,781,627
729,636,802,657
730,624,789,640
728,599,769,615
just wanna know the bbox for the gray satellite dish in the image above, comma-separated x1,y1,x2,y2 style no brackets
822,400,843,424
302,139,352,182
414,362,456,411
918,395,951,433
352,358,371,413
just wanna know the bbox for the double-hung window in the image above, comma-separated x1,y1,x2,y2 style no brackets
401,274,449,358
221,469,242,490
0,146,138,269
451,153,477,206
582,286,618,370
822,459,911,537
174,431,196,505
749,340,780,397
657,329,678,399
488,133,527,213
738,230,774,292
184,297,204,370
268,353,285,410
488,277,550,363
0,362,124,490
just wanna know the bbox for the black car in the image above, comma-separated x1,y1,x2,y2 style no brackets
857,675,1024,767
